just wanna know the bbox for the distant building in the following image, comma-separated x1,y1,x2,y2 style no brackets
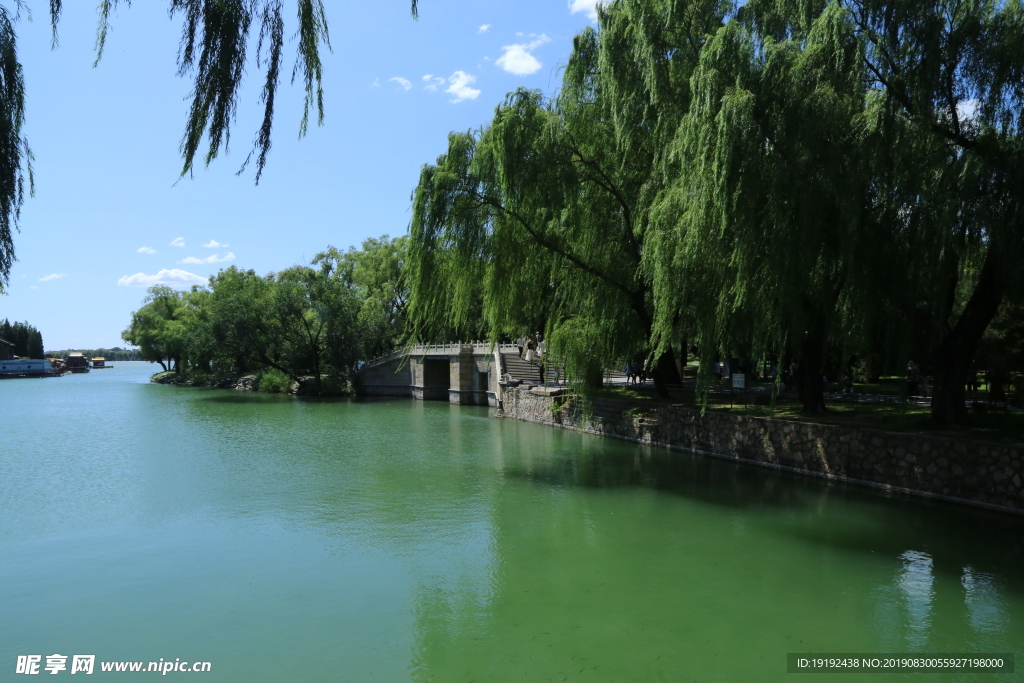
65,352,91,373
0,358,56,377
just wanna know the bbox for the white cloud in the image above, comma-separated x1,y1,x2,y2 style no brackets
30,285,38,290
957,98,979,122
137,246,157,254
446,71,481,103
117,269,208,288
496,34,551,76
201,240,229,248
371,78,381,88
169,237,186,247
423,74,447,92
389,76,412,91
569,0,607,22
478,24,491,33
39,273,67,281
180,252,236,265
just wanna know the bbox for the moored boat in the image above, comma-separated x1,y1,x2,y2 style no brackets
65,352,91,373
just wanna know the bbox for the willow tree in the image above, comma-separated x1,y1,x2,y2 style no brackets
0,0,418,290
0,3,32,292
408,0,728,397
122,285,189,371
842,0,1024,425
409,89,652,392
649,3,880,413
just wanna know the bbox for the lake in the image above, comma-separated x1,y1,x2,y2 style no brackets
1,362,1021,681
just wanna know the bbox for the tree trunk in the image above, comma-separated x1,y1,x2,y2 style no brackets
644,349,680,399
798,329,827,414
676,338,688,381
628,292,673,399
931,251,1004,426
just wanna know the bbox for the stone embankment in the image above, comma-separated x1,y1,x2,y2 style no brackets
499,386,1024,514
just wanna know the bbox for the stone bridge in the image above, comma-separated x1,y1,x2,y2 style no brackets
356,342,521,407
356,341,630,406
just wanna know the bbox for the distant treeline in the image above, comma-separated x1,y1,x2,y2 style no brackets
1,319,44,358
122,236,411,395
47,348,142,361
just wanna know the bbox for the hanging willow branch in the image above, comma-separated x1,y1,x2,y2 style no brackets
0,3,31,292
87,1,418,182
0,1,418,289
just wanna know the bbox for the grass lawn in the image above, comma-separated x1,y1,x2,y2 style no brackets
150,370,178,381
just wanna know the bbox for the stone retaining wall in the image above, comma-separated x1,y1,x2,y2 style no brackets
499,386,1024,514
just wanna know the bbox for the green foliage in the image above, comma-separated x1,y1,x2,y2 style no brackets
0,318,43,358
313,234,410,358
408,1,736,399
650,2,876,412
121,286,188,371
184,263,362,394
0,3,32,292
124,236,403,394
405,0,1023,425
256,367,291,393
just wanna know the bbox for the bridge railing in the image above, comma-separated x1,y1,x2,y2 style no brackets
359,341,518,370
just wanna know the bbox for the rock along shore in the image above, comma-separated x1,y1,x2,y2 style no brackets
150,372,324,394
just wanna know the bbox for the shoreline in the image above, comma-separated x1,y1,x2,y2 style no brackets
151,372,1024,516
149,371,339,395
498,385,1024,516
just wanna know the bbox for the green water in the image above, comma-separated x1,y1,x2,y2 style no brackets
1,362,1021,681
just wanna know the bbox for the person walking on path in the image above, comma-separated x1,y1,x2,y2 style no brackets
517,335,525,359
525,337,536,365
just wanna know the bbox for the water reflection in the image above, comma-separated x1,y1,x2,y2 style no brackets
498,423,1024,586
4,368,1023,682
897,550,935,649
963,566,1007,635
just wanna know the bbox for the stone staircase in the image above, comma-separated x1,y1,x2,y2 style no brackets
501,352,550,385
502,353,640,387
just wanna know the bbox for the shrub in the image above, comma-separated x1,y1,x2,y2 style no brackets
257,368,292,394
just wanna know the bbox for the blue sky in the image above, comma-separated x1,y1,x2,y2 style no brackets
0,0,605,350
